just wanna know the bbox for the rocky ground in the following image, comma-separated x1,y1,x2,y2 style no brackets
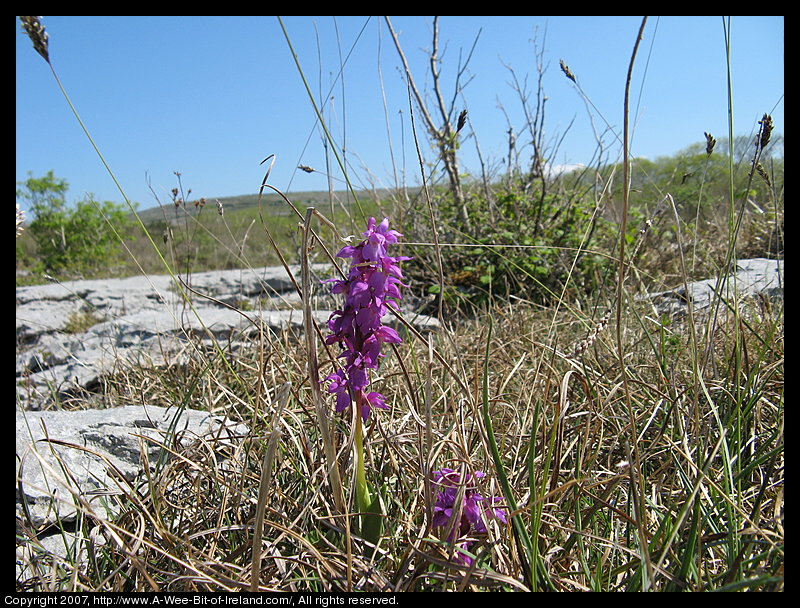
15,264,439,411
15,259,782,583
15,264,440,581
639,257,784,319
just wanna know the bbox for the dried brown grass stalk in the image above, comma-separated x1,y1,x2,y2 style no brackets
250,382,291,591
20,16,50,63
568,308,611,360
16,204,25,237
301,207,345,514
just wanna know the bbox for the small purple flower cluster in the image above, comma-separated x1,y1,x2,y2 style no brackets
324,217,411,422
432,468,508,566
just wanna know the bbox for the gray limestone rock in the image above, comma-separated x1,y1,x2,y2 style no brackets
642,258,783,318
16,405,249,530
16,265,440,410
15,404,249,583
15,264,334,345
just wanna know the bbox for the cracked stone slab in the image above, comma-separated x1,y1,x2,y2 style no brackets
16,405,249,530
16,266,440,411
15,264,334,344
641,258,783,318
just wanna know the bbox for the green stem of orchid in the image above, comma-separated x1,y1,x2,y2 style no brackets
353,392,383,551
354,405,372,517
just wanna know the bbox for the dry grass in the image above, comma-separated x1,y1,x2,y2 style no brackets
16,247,784,591
16,16,783,592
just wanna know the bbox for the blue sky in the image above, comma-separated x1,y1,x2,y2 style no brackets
16,16,784,213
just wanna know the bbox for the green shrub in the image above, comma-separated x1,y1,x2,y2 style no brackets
16,171,133,277
404,184,616,313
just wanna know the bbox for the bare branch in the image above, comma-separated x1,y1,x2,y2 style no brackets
384,16,470,226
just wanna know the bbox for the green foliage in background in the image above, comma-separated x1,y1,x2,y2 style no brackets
16,171,133,278
401,132,783,314
623,135,783,220
405,182,617,313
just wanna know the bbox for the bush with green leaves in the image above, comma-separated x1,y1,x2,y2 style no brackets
619,135,783,221
16,171,133,277
404,184,617,313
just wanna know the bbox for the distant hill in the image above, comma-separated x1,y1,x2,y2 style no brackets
131,187,421,224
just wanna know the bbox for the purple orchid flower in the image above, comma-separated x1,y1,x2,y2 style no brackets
324,217,410,422
431,468,508,566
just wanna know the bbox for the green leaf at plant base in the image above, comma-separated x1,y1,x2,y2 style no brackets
360,488,384,551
